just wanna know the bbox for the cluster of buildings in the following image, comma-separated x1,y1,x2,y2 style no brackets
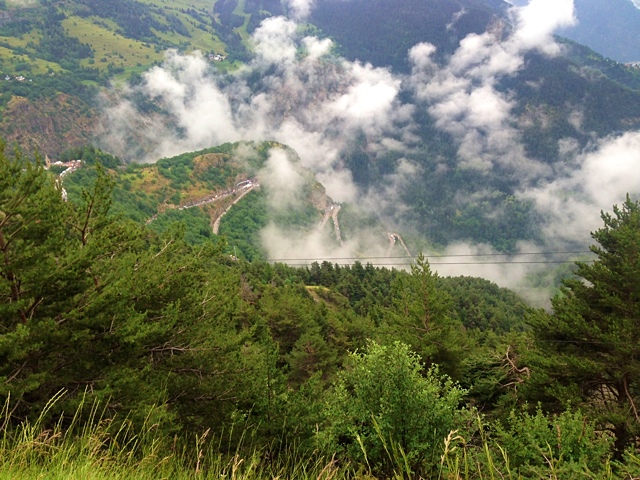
207,53,227,62
236,179,254,189
55,160,83,178
46,159,84,202
46,159,83,174
4,75,31,82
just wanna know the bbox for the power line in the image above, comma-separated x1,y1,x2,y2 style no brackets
278,260,594,267
267,251,594,263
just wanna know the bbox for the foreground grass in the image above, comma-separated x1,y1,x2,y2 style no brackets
0,392,347,480
3,393,639,479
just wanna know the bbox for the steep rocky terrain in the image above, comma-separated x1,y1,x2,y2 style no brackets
0,93,96,157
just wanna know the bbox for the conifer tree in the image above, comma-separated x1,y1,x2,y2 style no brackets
381,254,468,379
0,148,263,434
530,196,640,458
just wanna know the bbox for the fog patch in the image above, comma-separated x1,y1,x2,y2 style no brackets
522,131,640,246
408,0,575,182
258,149,308,211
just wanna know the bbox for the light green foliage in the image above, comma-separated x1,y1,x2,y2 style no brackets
0,392,350,480
438,410,614,480
320,340,469,477
493,407,613,477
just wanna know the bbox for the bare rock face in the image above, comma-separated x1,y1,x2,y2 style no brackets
309,182,331,212
0,94,97,158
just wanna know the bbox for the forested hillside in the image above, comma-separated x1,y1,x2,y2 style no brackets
558,0,640,62
310,0,508,71
1,0,640,475
2,138,640,477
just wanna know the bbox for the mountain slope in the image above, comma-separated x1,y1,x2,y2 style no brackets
310,0,508,72
62,141,340,259
558,0,640,62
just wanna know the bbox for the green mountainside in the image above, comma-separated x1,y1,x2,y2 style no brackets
60,141,340,260
1,0,639,253
2,0,640,475
310,0,509,71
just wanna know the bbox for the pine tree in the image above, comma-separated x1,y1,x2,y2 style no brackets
380,254,468,379
530,196,640,458
0,148,266,433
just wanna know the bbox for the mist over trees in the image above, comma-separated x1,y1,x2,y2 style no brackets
2,0,640,476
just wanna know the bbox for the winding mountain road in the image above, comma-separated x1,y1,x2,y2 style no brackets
317,204,342,245
146,180,259,232
387,232,411,257
212,183,258,234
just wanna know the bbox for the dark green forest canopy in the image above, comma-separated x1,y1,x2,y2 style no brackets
2,146,640,476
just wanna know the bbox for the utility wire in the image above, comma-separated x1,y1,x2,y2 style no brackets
267,251,594,263
278,260,594,267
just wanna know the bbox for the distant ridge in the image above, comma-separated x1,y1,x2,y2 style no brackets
558,0,640,62
310,0,507,71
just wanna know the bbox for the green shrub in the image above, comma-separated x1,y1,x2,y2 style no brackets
493,407,613,477
319,341,469,477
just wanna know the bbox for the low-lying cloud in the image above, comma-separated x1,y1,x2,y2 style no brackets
97,0,640,306
409,0,575,180
522,131,640,246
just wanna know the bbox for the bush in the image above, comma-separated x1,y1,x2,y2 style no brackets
492,407,613,477
319,341,469,477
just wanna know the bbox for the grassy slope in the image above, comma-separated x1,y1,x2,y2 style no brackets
0,44,58,75
137,0,231,54
0,0,236,77
0,30,62,75
63,16,164,69
0,0,240,158
233,0,252,42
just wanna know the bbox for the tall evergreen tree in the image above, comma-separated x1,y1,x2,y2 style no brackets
529,196,640,458
380,254,468,379
0,148,266,434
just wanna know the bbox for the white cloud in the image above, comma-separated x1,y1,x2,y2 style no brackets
302,36,333,60
97,0,640,307
258,148,307,211
512,0,576,55
321,62,404,135
252,17,298,66
285,0,315,21
98,15,411,208
409,0,575,181
522,132,640,246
